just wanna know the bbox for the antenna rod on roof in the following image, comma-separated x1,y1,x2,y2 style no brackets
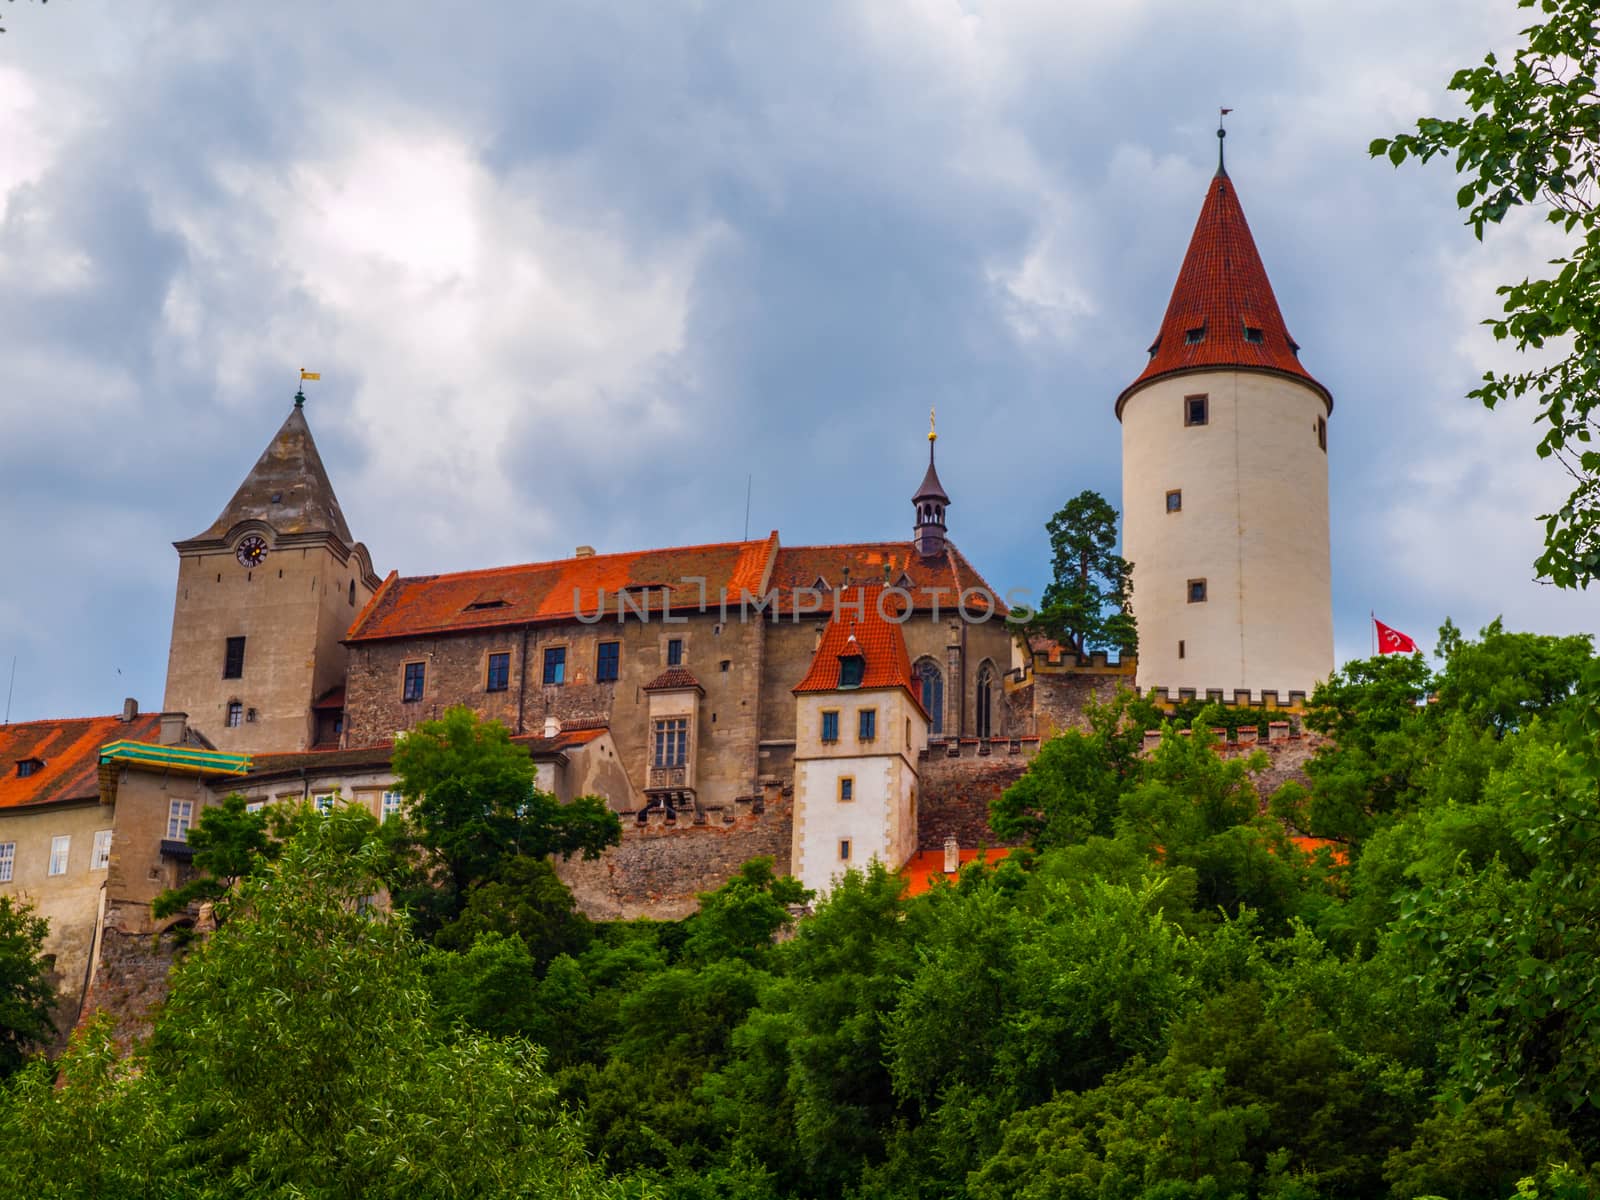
743,473,752,541
4,655,14,725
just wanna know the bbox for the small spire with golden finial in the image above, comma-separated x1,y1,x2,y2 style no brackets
928,406,937,443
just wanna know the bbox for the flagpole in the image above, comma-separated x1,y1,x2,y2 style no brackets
1370,611,1375,657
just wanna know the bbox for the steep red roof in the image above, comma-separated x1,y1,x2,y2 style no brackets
770,542,1004,617
0,713,164,810
794,587,921,709
346,533,780,642
1118,167,1330,416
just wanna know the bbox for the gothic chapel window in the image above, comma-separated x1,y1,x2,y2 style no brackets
976,664,994,739
917,661,943,735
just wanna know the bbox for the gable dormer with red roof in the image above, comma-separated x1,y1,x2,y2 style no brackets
163,388,382,756
1116,126,1334,704
790,587,929,896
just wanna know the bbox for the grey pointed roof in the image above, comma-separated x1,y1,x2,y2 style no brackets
912,443,949,506
187,401,354,544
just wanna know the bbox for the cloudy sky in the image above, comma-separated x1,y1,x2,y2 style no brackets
0,0,1592,723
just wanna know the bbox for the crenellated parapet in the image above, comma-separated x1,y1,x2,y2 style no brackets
1138,685,1309,712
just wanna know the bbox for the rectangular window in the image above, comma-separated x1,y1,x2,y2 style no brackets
653,718,688,767
15,758,40,778
1316,416,1327,452
1243,325,1264,344
1188,579,1208,604
1185,395,1209,427
858,709,876,742
486,652,510,693
167,799,194,841
542,647,566,685
838,776,854,803
245,800,266,814
666,638,684,667
838,656,864,688
226,701,243,727
314,793,335,814
381,790,404,822
1166,489,1182,513
0,842,13,883
223,636,246,679
1184,326,1205,345
1178,640,1186,660
91,829,113,871
48,835,70,877
839,838,852,862
821,710,840,743
596,641,620,683
402,661,426,702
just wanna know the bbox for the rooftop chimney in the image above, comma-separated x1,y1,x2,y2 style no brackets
943,836,960,875
159,713,187,746
574,545,596,558
543,715,561,738
121,697,139,723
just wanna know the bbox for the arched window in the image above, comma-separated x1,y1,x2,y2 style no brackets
916,659,944,735
348,580,356,606
976,663,994,739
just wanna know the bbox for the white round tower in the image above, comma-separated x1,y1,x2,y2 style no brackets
1117,139,1333,703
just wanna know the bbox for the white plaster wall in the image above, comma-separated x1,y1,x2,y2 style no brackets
1121,369,1333,698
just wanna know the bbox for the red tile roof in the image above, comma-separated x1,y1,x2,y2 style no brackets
900,846,1014,897
1118,168,1331,416
311,685,346,711
345,533,781,642
241,728,610,784
0,713,164,810
643,667,703,692
794,587,922,710
770,541,1004,617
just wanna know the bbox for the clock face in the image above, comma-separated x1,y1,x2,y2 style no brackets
235,535,269,568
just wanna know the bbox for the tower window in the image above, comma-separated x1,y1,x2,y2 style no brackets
1188,579,1208,604
666,638,683,666
1184,326,1206,344
542,647,566,685
486,652,510,693
226,701,243,728
858,709,876,742
839,776,854,803
167,800,194,841
1184,395,1209,427
839,838,852,862
1178,640,1186,659
821,710,840,744
223,636,246,680
403,661,426,702
839,655,864,688
1243,325,1264,344
597,641,621,683
1166,489,1182,513
1317,417,1327,452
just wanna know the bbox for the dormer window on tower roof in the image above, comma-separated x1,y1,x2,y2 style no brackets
1184,326,1206,345
838,640,865,689
1243,325,1264,344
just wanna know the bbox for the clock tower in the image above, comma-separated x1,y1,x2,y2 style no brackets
162,390,381,754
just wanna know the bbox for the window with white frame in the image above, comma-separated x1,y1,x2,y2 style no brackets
314,793,335,814
48,835,70,876
167,799,194,841
245,800,266,813
0,842,13,883
91,829,112,871
381,790,404,822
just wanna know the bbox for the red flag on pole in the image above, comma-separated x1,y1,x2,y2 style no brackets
1374,618,1417,655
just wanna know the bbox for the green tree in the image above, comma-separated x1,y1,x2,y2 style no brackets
0,896,54,1079
1032,490,1137,656
151,793,274,920
1373,0,1600,586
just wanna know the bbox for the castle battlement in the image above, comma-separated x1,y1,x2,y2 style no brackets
1139,685,1309,712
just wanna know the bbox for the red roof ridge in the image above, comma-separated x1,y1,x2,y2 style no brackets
380,534,776,587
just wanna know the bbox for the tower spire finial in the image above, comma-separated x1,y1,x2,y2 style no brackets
928,406,937,443
1217,107,1232,176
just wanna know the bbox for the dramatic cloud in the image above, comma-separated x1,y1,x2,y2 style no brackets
0,0,1591,722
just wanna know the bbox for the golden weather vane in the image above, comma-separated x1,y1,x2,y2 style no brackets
928,406,937,443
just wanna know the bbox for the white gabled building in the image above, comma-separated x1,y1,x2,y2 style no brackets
790,587,930,897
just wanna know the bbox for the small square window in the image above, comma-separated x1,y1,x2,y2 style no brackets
839,776,854,803
821,711,840,743
1243,325,1264,344
858,709,876,741
1188,579,1208,604
0,842,13,883
403,661,426,702
1185,395,1209,427
223,636,246,680
839,838,852,862
48,835,69,877
486,652,510,693
666,638,684,667
1165,489,1182,513
720,659,731,673
596,641,621,683
542,647,566,685
91,829,112,871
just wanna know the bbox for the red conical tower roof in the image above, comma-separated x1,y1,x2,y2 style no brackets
1116,164,1331,417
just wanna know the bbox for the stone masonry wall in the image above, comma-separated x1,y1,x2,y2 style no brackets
76,926,188,1054
554,787,794,919
915,739,1040,852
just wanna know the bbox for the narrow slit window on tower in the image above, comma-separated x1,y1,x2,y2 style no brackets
1188,579,1208,604
1184,326,1206,345
1166,489,1182,513
1243,325,1264,344
1179,640,1186,659
1317,417,1327,452
1184,395,1209,427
